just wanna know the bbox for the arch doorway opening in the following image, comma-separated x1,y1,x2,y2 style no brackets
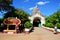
33,17,41,27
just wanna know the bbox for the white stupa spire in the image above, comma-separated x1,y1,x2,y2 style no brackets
32,5,40,15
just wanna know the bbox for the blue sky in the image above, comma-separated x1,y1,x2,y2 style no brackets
12,0,60,16
0,0,60,18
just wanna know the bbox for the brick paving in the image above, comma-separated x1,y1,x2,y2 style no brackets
0,27,60,40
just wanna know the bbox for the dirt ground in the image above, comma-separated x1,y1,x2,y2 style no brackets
0,27,60,40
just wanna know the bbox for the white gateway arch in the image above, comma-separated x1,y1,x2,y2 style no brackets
29,6,45,27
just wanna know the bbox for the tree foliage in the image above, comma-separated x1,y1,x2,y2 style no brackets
24,21,32,28
0,0,13,11
45,9,60,28
4,8,30,24
0,18,4,26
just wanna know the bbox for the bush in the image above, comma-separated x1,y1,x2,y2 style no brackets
56,23,60,29
44,23,54,28
24,21,32,29
43,24,46,26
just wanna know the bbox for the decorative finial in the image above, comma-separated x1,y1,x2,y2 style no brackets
16,17,17,19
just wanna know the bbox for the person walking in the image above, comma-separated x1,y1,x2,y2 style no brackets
38,23,42,28
54,26,58,34
15,25,19,33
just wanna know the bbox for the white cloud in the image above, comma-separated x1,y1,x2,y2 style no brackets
24,0,29,2
37,1,50,5
29,7,34,10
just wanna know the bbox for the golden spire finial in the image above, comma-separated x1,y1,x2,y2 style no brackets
16,17,17,19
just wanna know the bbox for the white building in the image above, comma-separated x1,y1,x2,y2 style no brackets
29,6,45,27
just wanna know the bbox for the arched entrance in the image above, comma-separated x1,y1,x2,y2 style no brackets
33,17,41,27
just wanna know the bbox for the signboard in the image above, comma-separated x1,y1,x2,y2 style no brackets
3,17,21,25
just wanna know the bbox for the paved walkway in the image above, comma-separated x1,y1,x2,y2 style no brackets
0,27,60,40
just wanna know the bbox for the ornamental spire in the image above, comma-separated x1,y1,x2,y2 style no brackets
32,5,40,15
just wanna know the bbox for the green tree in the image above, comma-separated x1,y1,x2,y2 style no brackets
45,9,60,28
0,18,4,25
24,21,32,28
4,8,30,24
46,9,60,25
0,0,13,11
